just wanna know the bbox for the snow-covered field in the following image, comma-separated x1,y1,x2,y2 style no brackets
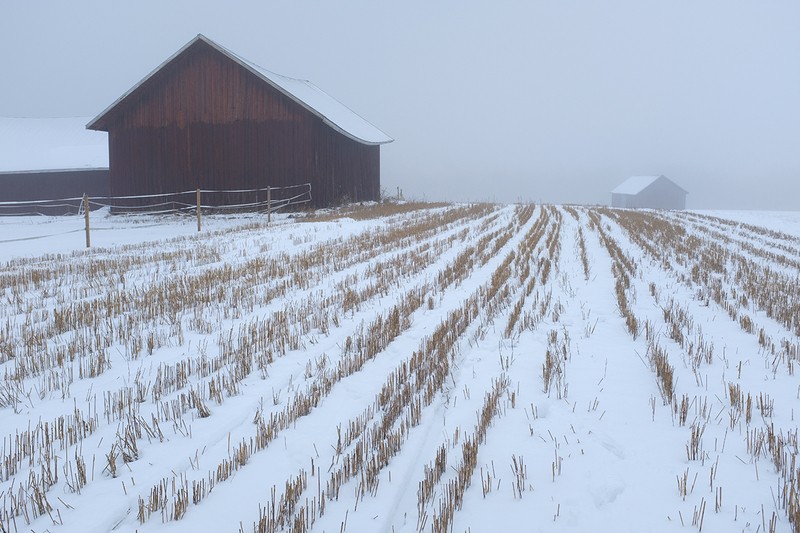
1,204,799,533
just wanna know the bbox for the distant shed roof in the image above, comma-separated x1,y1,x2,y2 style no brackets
612,175,663,195
87,34,393,146
0,117,108,173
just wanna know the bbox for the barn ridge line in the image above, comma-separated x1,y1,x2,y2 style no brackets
86,33,393,146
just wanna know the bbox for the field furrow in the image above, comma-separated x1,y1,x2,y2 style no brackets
0,204,798,532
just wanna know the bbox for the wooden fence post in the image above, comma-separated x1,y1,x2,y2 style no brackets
267,186,271,224
196,188,201,232
83,193,90,248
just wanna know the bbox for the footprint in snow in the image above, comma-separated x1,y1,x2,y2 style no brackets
589,475,625,508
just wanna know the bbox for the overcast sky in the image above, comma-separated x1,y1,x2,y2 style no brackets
1,1,798,209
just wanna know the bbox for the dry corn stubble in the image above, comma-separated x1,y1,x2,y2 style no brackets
5,204,800,531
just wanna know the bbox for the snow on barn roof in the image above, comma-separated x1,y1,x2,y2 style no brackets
611,175,664,195
0,117,108,173
87,34,393,146
239,57,394,146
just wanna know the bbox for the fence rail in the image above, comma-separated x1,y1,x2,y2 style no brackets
0,184,312,248
0,183,312,217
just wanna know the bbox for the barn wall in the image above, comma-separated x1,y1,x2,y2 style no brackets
611,193,628,208
312,126,380,206
101,41,380,208
109,121,314,197
0,169,109,214
635,179,686,209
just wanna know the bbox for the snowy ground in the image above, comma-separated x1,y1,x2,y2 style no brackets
1,204,799,533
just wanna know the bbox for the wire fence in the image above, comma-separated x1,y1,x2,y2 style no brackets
0,183,312,217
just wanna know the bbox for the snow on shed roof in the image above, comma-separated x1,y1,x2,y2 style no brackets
0,117,108,173
611,175,663,195
87,34,393,146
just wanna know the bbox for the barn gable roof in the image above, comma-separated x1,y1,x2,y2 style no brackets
612,175,688,195
87,34,393,146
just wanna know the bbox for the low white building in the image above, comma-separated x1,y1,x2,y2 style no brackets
611,175,687,209
0,117,107,172
0,117,109,213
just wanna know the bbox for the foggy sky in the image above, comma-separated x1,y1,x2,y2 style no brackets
2,1,798,210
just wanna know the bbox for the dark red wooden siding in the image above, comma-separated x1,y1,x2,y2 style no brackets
98,39,379,207
0,169,109,215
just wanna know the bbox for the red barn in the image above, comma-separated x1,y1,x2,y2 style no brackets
87,34,392,208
